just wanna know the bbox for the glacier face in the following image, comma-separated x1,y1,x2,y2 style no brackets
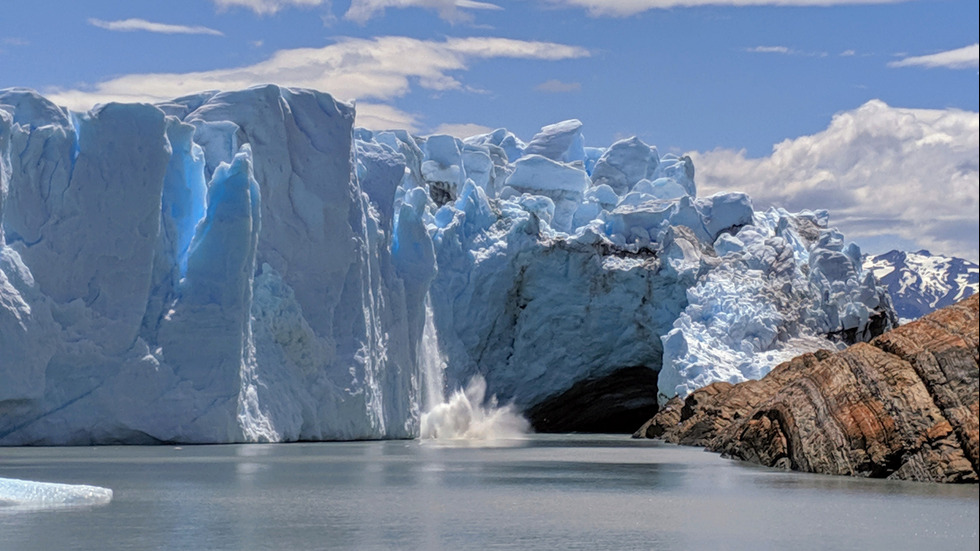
1,86,421,444
0,86,895,444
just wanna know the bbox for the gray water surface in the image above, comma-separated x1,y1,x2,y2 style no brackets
1,435,977,550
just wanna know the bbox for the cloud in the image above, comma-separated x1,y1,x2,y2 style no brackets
534,79,582,93
840,49,856,56
746,46,790,54
345,0,501,23
212,0,326,15
2,37,29,46
744,45,827,57
691,100,979,261
544,0,903,17
888,43,979,70
429,122,495,137
87,18,224,36
43,36,588,132
356,102,422,131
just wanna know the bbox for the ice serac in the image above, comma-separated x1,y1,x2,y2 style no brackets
590,137,661,196
523,119,584,164
1,87,897,442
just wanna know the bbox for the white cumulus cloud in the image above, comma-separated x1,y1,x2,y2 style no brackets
212,0,326,15
544,0,903,17
44,36,588,132
345,0,501,23
691,100,979,261
356,102,422,131
87,18,224,36
888,44,979,70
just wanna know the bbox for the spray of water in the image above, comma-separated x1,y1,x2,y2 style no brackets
420,375,530,439
419,297,530,440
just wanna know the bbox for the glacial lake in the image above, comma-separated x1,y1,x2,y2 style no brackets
1,435,977,550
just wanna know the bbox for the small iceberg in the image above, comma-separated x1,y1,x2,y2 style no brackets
0,477,113,510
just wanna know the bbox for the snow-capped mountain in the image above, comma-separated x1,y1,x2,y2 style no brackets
864,250,979,322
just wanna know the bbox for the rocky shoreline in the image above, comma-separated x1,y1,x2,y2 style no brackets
635,295,979,483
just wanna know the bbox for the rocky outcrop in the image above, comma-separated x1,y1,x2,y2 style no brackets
635,295,979,483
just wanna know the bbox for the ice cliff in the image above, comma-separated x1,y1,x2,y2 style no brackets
0,86,895,444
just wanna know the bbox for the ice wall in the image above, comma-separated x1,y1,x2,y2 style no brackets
0,86,423,444
0,86,896,443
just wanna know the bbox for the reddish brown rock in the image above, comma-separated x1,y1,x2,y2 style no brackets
635,295,979,483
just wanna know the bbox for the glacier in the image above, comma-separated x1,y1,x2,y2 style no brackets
0,86,895,444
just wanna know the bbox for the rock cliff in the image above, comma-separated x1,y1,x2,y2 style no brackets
635,295,979,483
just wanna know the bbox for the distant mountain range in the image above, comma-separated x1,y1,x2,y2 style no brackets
864,250,979,322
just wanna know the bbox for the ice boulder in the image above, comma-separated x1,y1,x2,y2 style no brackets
503,154,589,232
421,135,464,205
590,137,661,195
657,154,697,197
701,192,754,240
523,119,586,164
464,127,525,163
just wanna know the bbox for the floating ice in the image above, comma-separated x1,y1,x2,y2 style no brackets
0,477,113,510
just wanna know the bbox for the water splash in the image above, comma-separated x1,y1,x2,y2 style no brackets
420,375,530,439
419,296,529,440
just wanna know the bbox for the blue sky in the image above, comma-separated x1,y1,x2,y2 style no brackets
2,0,977,260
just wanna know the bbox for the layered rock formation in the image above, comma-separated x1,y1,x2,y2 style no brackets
636,295,979,483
